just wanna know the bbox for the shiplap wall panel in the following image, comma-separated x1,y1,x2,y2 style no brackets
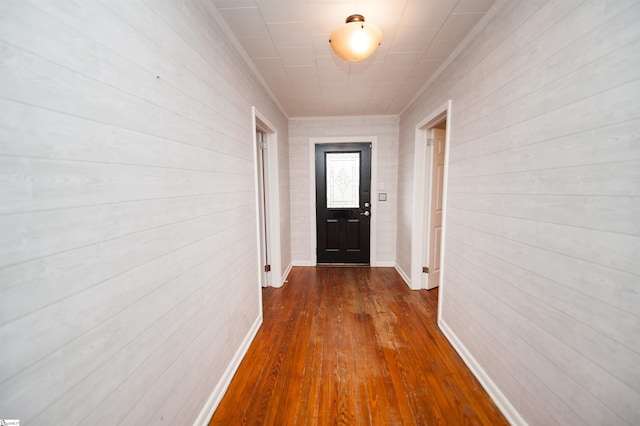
150,0,292,282
74,255,249,426
31,251,254,425
278,128,292,277
446,234,638,389
0,189,250,267
0,157,252,213
450,208,640,288
398,0,640,424
1,205,251,322
443,287,585,426
0,48,251,160
452,0,636,124
394,123,414,274
447,192,640,235
0,102,252,175
447,241,636,421
0,0,289,423
445,239,639,409
288,116,398,265
121,261,259,426
2,224,255,419
1,214,254,381
450,82,640,168
453,58,640,147
445,220,638,333
448,119,640,177
448,161,640,197
0,1,253,144
443,295,566,426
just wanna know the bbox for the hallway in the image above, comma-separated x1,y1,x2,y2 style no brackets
210,267,507,425
2,1,638,423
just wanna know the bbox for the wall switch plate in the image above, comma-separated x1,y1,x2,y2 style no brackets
378,193,387,201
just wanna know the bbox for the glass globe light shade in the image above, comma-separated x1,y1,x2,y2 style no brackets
329,15,382,62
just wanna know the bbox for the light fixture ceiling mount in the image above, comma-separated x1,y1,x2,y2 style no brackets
329,14,382,62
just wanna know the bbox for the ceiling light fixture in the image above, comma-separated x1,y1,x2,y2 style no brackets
329,14,382,62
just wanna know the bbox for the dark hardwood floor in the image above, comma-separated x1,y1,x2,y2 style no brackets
209,266,508,425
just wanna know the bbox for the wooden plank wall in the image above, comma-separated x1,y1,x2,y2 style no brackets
397,0,640,424
0,0,288,424
288,116,399,265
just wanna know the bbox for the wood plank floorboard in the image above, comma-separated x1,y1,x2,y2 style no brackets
209,266,509,425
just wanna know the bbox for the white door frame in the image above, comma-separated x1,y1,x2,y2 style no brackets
252,107,283,287
410,100,452,293
309,136,378,266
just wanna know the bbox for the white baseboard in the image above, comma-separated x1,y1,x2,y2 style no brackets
438,317,527,426
280,262,293,285
394,263,412,288
292,260,316,266
193,314,262,426
292,261,397,268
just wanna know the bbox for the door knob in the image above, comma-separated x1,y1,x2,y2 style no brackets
360,211,370,216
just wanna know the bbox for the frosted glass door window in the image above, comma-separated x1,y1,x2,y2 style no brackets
326,152,360,208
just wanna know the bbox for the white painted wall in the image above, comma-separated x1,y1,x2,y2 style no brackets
397,0,640,424
278,127,292,282
0,0,288,424
289,116,398,265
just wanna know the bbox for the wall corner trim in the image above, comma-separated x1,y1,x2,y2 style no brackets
438,317,528,426
277,262,294,288
394,263,413,289
193,314,263,426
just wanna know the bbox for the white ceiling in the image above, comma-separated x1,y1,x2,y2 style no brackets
211,0,496,117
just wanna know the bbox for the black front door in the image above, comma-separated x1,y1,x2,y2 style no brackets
316,143,371,264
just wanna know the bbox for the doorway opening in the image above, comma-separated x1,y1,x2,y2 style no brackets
252,107,283,288
424,123,446,289
256,128,269,287
411,101,452,301
309,137,378,266
315,143,372,264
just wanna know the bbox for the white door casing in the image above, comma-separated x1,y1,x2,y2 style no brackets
410,100,452,304
252,107,283,288
309,137,378,266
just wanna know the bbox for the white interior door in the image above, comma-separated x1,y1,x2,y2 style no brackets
427,128,445,289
